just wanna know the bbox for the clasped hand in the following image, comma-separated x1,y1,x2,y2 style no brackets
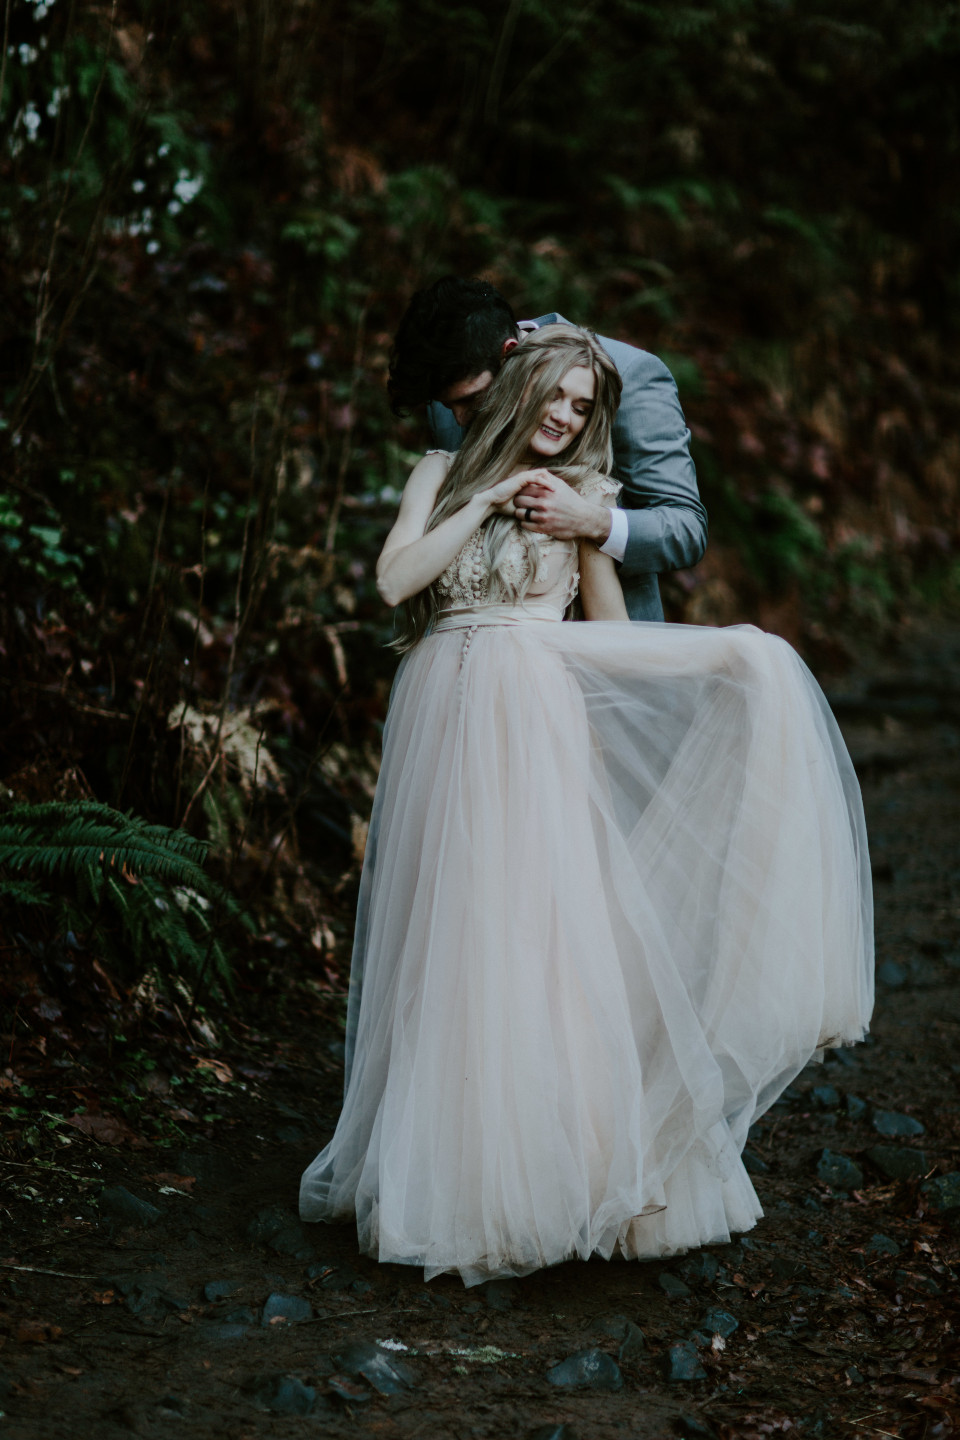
485,469,610,545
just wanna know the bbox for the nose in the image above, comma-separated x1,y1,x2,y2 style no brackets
548,397,572,427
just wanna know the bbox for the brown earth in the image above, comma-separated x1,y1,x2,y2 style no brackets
2,620,960,1440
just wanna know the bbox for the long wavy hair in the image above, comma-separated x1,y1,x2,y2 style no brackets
395,324,622,650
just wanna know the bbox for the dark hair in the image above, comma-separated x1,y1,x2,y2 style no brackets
387,277,519,415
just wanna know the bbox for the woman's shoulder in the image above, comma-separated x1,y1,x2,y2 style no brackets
576,469,622,504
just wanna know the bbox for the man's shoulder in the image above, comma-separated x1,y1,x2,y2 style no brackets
532,313,665,382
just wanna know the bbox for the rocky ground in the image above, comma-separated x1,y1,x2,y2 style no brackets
2,621,960,1440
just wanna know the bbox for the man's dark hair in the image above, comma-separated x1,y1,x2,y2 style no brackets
387,277,518,415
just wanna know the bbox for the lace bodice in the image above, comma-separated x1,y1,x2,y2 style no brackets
430,454,621,614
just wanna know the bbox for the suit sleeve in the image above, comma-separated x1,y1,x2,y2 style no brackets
614,356,708,577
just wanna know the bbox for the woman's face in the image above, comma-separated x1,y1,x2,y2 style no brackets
526,365,596,460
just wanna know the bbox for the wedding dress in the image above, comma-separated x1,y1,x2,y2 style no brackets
300,465,873,1285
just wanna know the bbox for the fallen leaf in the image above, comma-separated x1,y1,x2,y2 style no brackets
195,1057,233,1084
16,1320,63,1344
65,1113,137,1146
145,1172,196,1193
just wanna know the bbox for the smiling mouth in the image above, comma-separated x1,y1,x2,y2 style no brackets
540,424,564,441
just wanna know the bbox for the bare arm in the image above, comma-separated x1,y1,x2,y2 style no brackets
578,541,629,622
376,455,530,607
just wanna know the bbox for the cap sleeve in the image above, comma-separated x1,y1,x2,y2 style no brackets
577,471,622,505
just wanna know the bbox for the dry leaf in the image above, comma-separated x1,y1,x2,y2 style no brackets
66,1112,137,1146
145,1172,196,1193
16,1320,62,1344
195,1057,233,1084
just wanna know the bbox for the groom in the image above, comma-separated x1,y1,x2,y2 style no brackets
387,277,707,621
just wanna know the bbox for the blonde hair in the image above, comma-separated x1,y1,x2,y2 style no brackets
396,324,622,649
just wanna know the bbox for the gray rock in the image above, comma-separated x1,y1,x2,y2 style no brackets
334,1342,416,1396
99,1186,161,1229
328,1373,371,1403
203,1279,236,1303
156,1395,187,1417
921,1173,960,1213
246,1206,314,1261
679,1253,720,1286
816,1149,863,1191
274,1125,307,1144
663,1340,707,1382
659,1272,692,1299
865,1233,900,1258
698,1308,738,1339
872,1110,925,1138
812,1085,841,1109
741,1148,769,1175
894,1269,941,1295
222,1306,258,1325
481,1278,520,1311
261,1292,313,1327
588,1314,646,1361
546,1349,623,1392
846,1095,867,1121
250,1373,316,1415
200,1323,249,1342
867,1146,929,1181
675,1416,717,1438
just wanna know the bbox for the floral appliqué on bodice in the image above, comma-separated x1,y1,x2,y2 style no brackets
430,451,621,612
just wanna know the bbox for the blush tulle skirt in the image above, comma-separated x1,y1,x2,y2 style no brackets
299,607,873,1285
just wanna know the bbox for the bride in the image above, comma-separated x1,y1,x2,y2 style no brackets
300,324,873,1286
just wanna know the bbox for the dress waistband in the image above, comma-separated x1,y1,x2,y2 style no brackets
433,602,564,632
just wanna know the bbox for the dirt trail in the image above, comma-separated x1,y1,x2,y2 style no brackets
3,622,960,1440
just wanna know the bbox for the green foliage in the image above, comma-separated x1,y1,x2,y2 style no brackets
0,803,249,995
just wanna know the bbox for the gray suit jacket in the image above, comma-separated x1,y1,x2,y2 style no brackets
427,313,707,621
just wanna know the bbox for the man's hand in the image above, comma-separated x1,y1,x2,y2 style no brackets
506,469,613,545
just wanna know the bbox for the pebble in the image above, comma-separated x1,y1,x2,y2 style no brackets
845,1094,867,1120
675,1416,717,1438
877,960,908,988
865,1233,901,1257
866,1146,929,1181
245,1206,315,1261
261,1292,313,1327
812,1085,841,1109
480,1279,520,1311
816,1149,863,1191
920,1173,960,1213
99,1186,161,1229
697,1308,738,1339
872,1110,925,1137
741,1148,769,1175
659,1273,692,1299
546,1349,623,1392
894,1269,941,1295
203,1279,236,1303
200,1323,249,1342
678,1253,720,1287
335,1342,416,1396
328,1373,371,1403
663,1340,707,1382
250,1373,316,1415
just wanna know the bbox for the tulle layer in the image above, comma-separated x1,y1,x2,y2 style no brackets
300,617,873,1285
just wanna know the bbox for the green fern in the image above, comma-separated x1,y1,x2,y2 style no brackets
0,801,212,884
0,801,249,996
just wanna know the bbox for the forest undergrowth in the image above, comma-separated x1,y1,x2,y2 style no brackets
1,0,959,1033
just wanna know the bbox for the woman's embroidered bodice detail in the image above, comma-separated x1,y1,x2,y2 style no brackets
431,455,621,614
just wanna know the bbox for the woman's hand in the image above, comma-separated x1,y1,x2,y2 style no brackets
478,471,535,515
